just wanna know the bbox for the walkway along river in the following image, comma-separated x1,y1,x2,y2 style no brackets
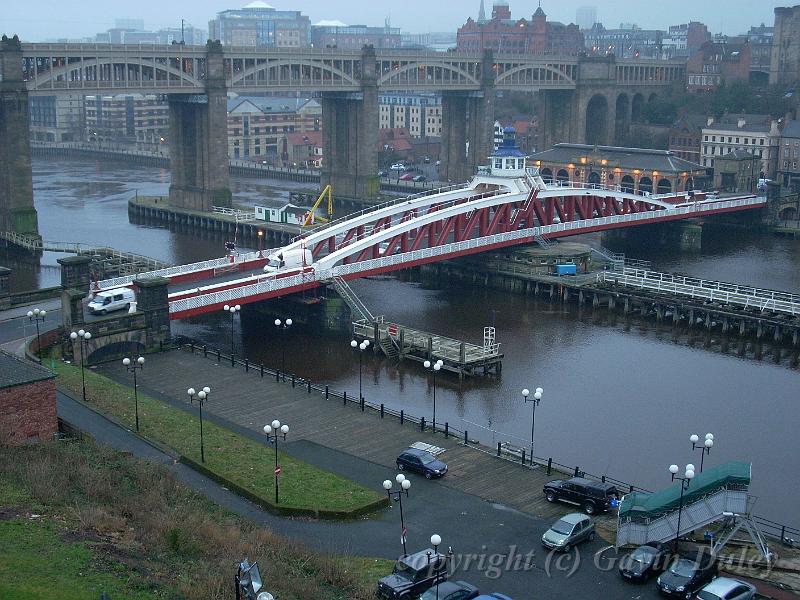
11,156,800,527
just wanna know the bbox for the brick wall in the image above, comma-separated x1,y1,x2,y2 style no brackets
0,379,57,444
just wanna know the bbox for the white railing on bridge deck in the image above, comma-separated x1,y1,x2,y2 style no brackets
168,195,767,314
95,250,267,291
597,268,800,317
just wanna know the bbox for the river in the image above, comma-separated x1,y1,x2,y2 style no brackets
12,156,800,528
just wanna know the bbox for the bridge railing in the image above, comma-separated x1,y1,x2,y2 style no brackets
96,251,265,291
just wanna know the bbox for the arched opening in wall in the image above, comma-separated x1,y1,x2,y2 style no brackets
749,70,769,87
657,178,672,194
614,93,630,144
779,207,797,221
556,169,569,184
540,167,553,183
585,94,609,146
631,94,645,123
647,93,658,104
87,340,146,365
621,175,635,193
638,177,653,194
588,171,601,186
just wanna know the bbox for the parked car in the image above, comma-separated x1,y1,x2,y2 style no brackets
694,577,756,600
423,156,431,164
88,287,136,315
656,550,718,598
396,447,448,479
391,163,405,171
378,170,387,177
541,512,595,552
419,580,478,600
474,595,512,600
542,477,618,515
413,175,427,182
618,542,671,582
435,160,441,166
399,172,415,181
377,548,448,599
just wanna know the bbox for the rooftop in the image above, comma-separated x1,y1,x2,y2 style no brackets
530,143,704,173
782,120,800,138
0,350,56,390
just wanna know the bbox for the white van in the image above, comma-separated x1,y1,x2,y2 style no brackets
263,248,312,274
88,287,136,315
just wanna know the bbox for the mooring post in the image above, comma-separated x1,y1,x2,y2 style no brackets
547,458,552,475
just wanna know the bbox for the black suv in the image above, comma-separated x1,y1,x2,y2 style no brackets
542,477,618,515
377,548,449,599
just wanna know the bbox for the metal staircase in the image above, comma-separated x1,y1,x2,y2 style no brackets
332,276,375,323
533,233,551,249
379,336,400,360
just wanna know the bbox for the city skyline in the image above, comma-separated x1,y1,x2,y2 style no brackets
0,0,789,42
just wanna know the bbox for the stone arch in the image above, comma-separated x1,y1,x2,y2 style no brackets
779,206,797,220
540,167,553,183
585,94,609,146
631,93,645,123
614,93,630,144
621,175,635,193
647,92,658,104
588,171,601,186
638,176,653,194
657,178,672,194
85,339,146,365
556,169,569,184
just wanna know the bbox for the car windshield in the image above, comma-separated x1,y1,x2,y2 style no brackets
392,562,420,580
550,519,574,535
631,548,655,563
669,558,696,577
419,452,437,465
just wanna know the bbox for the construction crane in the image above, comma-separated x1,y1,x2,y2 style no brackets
301,185,333,227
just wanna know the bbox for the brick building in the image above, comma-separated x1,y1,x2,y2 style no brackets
311,21,401,49
778,120,800,191
457,3,583,55
746,24,773,85
668,114,706,164
0,350,56,445
687,40,751,92
84,94,170,146
712,149,760,193
584,23,662,59
660,22,710,59
286,130,323,168
379,93,442,138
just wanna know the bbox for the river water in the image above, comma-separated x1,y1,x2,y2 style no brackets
15,157,800,528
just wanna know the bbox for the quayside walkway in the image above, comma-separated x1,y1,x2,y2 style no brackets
95,345,626,527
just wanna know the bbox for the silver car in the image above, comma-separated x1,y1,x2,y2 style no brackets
541,512,595,552
695,577,757,600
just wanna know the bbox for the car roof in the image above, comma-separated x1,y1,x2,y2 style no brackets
569,477,616,490
699,577,754,594
475,595,512,600
401,447,433,457
434,581,478,594
560,512,590,525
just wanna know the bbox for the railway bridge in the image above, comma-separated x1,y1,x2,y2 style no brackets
1,34,685,235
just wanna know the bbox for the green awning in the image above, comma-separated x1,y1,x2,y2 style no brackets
619,461,751,520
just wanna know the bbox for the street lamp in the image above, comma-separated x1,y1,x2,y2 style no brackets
423,359,443,432
122,356,145,432
383,473,411,556
69,329,92,401
522,386,543,462
263,420,289,504
187,386,211,463
223,304,241,358
275,318,293,374
690,433,714,472
257,229,264,257
26,308,47,363
351,339,370,402
668,463,696,552
428,533,451,600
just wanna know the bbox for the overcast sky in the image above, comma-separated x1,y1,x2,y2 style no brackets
0,0,787,41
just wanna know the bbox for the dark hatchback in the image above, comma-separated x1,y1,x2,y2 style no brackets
397,448,448,479
656,551,718,598
618,542,671,582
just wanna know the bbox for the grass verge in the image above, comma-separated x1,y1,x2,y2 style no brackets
0,440,381,600
52,356,384,516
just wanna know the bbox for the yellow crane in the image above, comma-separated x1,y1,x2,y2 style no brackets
301,184,334,227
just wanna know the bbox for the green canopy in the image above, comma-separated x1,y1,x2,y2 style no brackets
619,461,750,521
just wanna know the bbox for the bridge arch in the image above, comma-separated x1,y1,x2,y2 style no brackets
29,58,202,91
631,93,645,123
779,206,797,221
494,64,576,88
585,94,609,146
638,176,653,194
378,61,480,88
615,93,630,144
230,58,359,88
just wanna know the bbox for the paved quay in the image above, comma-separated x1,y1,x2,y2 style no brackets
96,346,603,528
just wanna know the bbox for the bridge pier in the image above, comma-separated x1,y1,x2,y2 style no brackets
58,256,92,330
0,35,39,237
168,41,231,211
321,46,379,201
